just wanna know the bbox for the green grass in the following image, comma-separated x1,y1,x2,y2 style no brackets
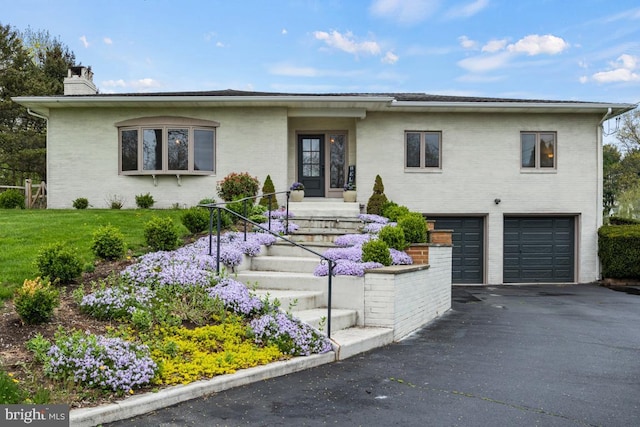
0,209,190,300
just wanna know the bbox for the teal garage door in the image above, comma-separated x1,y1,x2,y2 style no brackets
430,217,484,284
503,217,575,283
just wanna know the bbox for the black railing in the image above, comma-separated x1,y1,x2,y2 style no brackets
198,191,336,339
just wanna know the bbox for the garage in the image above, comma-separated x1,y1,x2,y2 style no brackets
430,216,484,284
503,217,575,283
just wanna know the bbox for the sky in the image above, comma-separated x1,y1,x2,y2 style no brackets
3,0,640,109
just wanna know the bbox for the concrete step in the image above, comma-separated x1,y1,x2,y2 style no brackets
288,231,350,243
266,241,334,258
293,217,363,232
294,308,357,332
330,327,394,360
251,256,320,273
251,289,324,311
235,271,328,292
289,202,360,217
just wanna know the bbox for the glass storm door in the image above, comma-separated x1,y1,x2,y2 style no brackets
298,135,325,197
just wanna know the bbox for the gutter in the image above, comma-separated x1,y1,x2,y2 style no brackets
27,108,49,120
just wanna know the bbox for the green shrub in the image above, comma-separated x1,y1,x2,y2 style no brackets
382,202,410,222
13,278,60,325
598,225,640,279
198,197,216,205
36,243,83,283
107,194,124,209
144,216,179,251
91,224,126,260
72,197,89,209
26,333,52,364
0,365,25,404
366,175,388,215
608,216,640,225
361,239,392,266
216,172,260,202
181,207,210,234
135,193,155,209
378,225,407,250
0,189,25,209
398,212,427,244
259,175,278,211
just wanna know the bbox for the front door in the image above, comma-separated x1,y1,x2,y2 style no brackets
298,135,325,197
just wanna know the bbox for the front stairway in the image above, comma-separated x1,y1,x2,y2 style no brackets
235,200,395,359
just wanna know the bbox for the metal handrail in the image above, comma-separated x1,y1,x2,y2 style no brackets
198,197,336,339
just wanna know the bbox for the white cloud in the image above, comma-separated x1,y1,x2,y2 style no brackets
370,0,440,25
216,42,225,48
100,78,161,93
446,0,489,19
103,37,112,45
482,39,507,53
382,51,399,64
591,54,640,83
507,34,569,56
459,35,478,50
204,32,216,42
269,63,365,78
579,75,588,84
101,79,126,88
79,35,89,48
282,28,288,35
457,51,511,73
314,30,381,56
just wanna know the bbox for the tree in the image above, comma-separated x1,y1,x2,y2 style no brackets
616,109,640,154
603,144,622,216
0,23,76,186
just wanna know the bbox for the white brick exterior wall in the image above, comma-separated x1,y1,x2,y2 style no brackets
43,104,604,284
356,112,603,284
363,245,452,341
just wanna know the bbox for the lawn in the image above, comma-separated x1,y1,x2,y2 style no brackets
0,209,190,300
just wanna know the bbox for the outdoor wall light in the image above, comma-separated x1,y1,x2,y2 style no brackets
494,198,501,205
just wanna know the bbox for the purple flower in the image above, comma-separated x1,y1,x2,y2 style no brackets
207,278,263,315
334,233,371,247
358,214,389,224
390,249,413,265
314,260,383,277
250,312,332,356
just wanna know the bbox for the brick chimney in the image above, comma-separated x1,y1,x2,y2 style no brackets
63,66,98,95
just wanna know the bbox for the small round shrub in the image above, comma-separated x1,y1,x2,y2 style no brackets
13,277,60,325
378,225,407,250
135,193,155,209
144,216,179,251
181,207,210,234
398,212,427,244
216,172,260,202
382,203,410,222
36,243,83,283
0,189,25,209
198,197,216,205
361,239,392,266
91,224,125,260
72,197,89,209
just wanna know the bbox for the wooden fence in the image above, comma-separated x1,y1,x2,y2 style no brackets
0,179,47,208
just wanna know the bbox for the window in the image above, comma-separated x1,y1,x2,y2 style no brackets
521,132,556,170
405,131,441,169
116,116,218,175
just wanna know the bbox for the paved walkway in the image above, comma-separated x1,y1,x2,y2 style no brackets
107,284,640,426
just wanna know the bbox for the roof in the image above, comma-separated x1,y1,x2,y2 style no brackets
13,89,637,118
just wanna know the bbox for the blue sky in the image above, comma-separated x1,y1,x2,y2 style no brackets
3,0,640,105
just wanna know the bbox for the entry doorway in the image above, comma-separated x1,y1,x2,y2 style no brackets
297,132,348,198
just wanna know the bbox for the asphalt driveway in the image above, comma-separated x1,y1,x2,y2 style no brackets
108,284,640,427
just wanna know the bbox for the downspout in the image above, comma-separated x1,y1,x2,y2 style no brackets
595,107,613,281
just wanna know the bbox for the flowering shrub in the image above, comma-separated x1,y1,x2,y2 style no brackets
217,172,260,201
314,260,383,277
78,278,155,320
323,246,362,262
207,278,263,316
390,249,413,265
266,209,295,219
290,182,304,191
250,311,332,356
45,329,157,393
358,213,389,224
334,233,371,247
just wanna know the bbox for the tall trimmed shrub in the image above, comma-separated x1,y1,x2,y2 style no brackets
259,175,278,211
366,175,388,215
398,212,427,244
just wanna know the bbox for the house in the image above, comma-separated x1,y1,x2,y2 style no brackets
14,67,635,285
